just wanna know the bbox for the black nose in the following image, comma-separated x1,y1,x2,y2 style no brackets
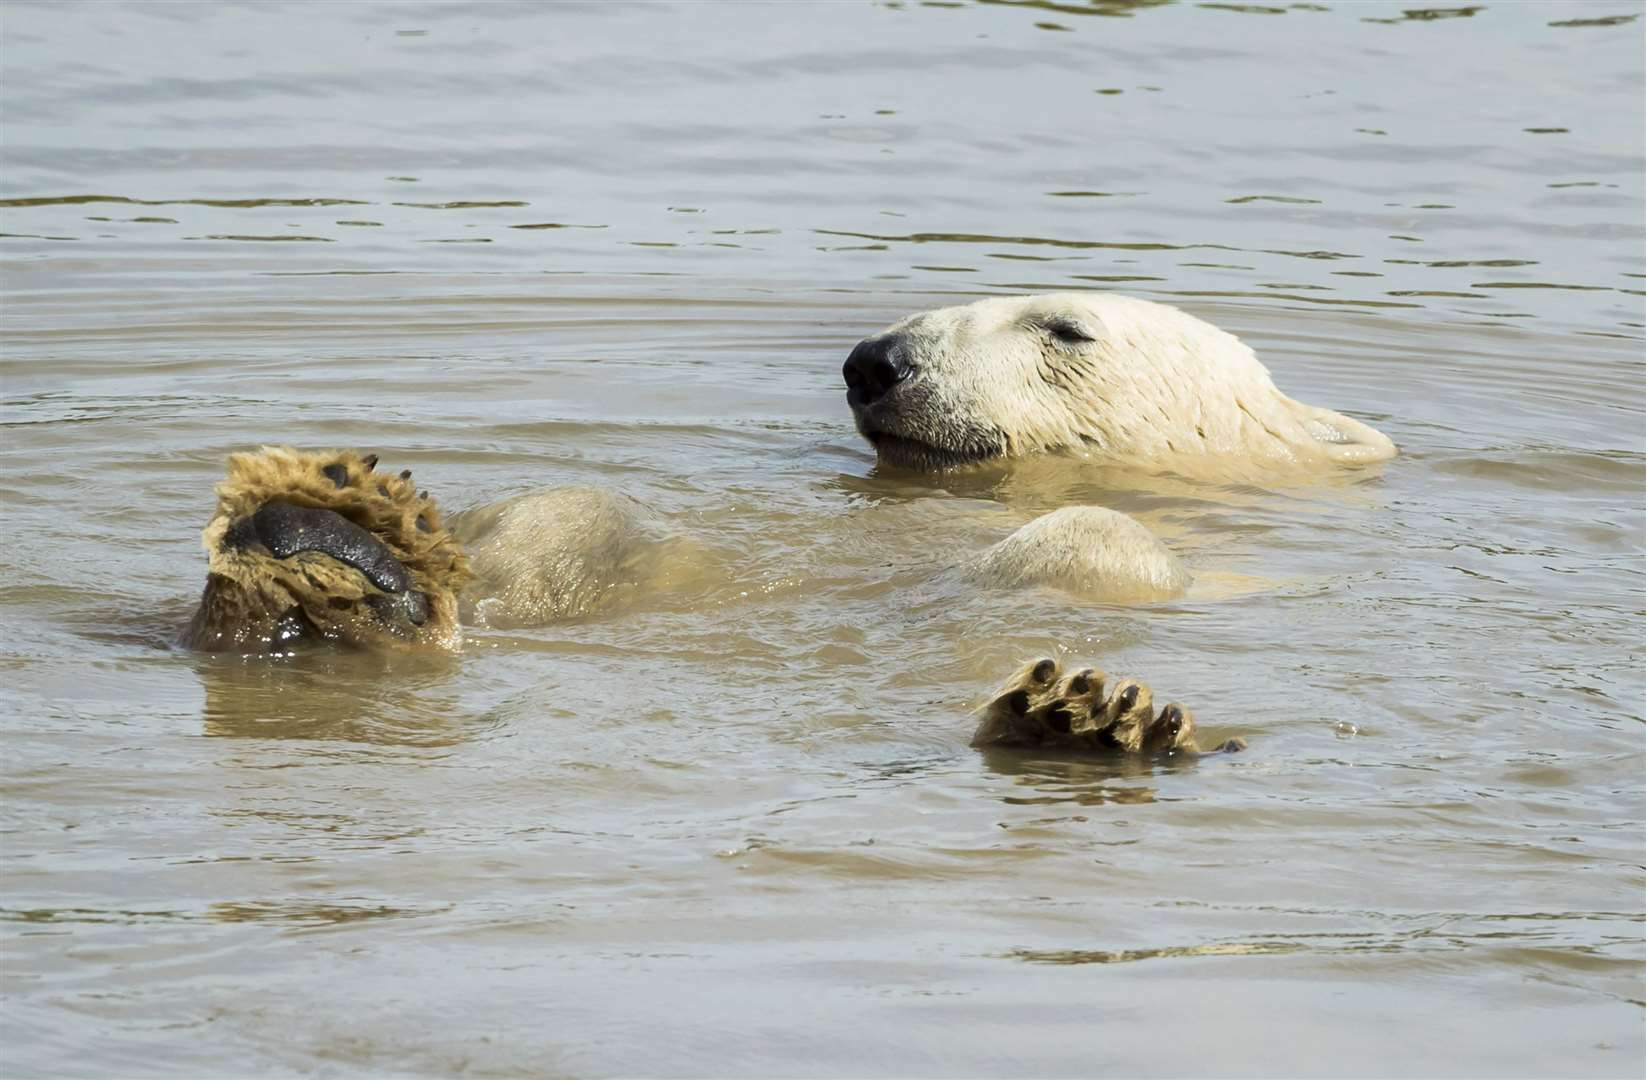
842,336,909,406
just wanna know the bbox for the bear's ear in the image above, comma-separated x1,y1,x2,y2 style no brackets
1302,406,1397,464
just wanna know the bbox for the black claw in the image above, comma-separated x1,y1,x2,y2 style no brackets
399,469,412,480
322,463,348,488
1031,658,1056,683
415,515,431,533
1045,706,1073,734
362,454,378,471
1070,671,1091,694
1006,689,1031,716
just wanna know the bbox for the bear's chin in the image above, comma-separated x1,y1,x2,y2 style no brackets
862,429,1002,472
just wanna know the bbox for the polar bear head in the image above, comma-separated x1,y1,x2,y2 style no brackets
843,292,1396,471
181,447,471,653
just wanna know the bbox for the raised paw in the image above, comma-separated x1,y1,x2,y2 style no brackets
970,660,1248,757
182,447,471,653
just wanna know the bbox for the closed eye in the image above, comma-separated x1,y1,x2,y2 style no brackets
1037,317,1097,345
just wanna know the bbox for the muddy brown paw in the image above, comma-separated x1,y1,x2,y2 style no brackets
972,661,1248,758
182,447,471,653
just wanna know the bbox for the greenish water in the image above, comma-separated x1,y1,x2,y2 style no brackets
2,1,1642,1076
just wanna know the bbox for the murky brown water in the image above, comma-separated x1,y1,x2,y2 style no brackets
3,2,1643,1076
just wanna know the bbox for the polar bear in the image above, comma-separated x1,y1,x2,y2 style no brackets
181,295,1394,650
844,292,1396,472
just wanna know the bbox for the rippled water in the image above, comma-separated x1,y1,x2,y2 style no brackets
3,1,1643,1076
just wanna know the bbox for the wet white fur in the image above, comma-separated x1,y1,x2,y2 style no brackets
452,487,671,628
966,506,1190,602
853,292,1396,469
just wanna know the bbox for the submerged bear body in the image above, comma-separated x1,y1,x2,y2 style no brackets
452,486,676,630
965,505,1191,602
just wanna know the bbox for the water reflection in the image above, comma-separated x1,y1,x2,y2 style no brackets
856,451,1395,507
1362,6,1482,24
207,899,445,927
194,649,471,745
1010,940,1304,964
0,900,447,929
977,0,1174,18
976,744,1216,804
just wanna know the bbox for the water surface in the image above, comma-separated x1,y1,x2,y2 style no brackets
2,1,1643,1076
